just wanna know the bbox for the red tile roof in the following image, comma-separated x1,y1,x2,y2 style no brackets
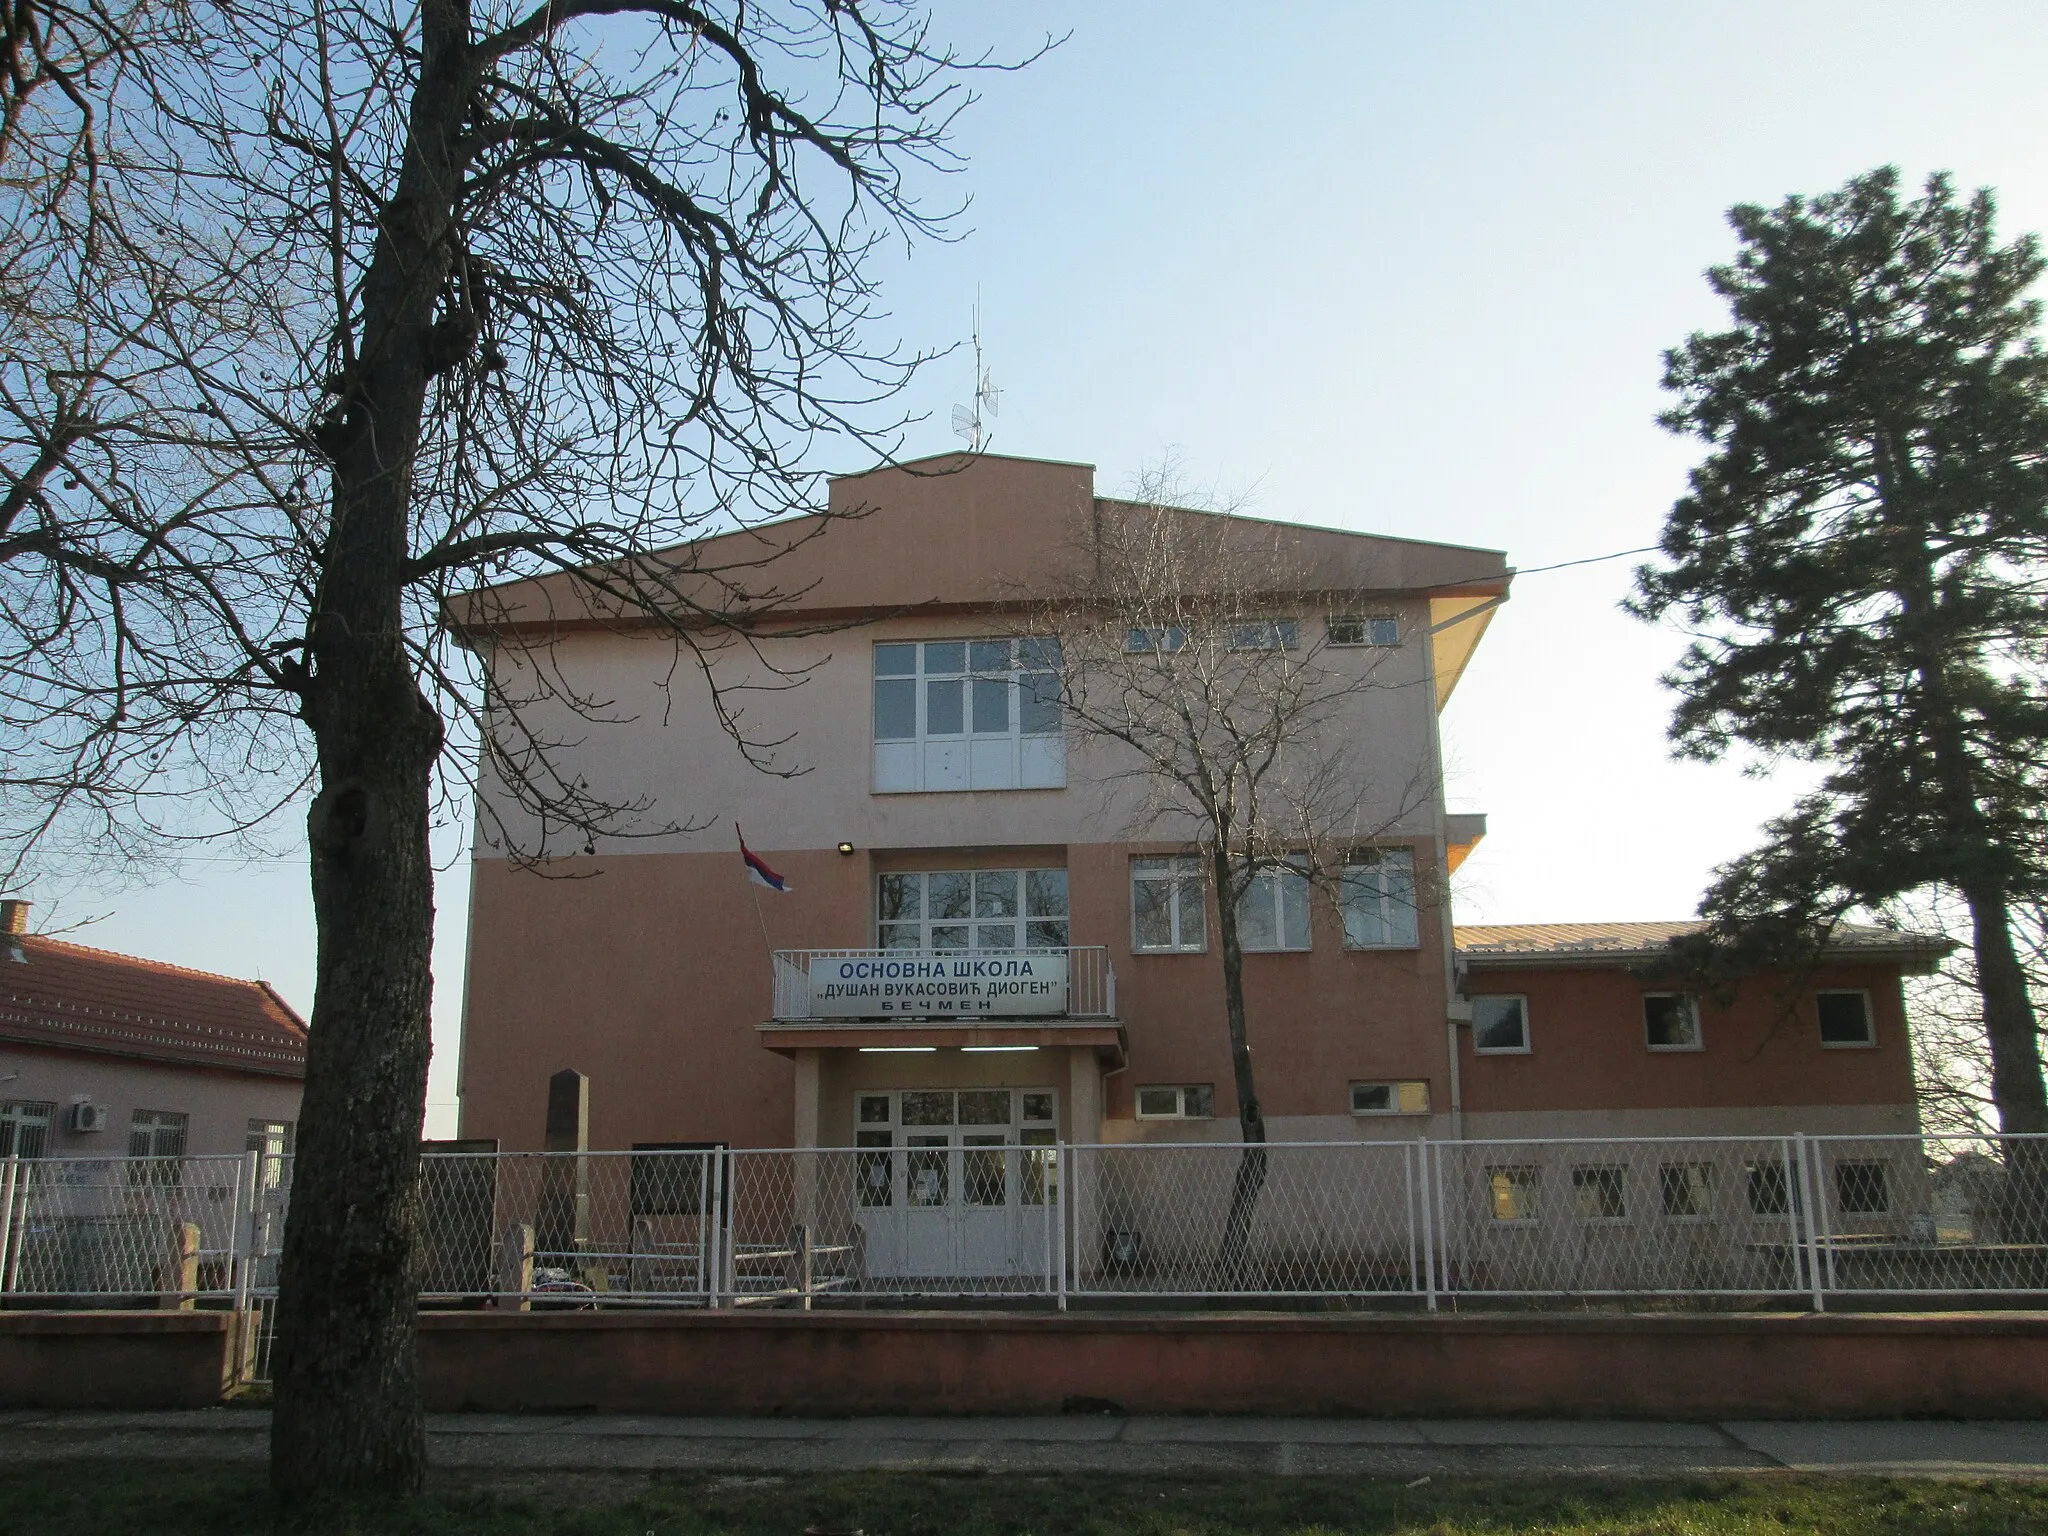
0,934,307,1078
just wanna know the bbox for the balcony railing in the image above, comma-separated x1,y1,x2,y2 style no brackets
771,946,1115,1022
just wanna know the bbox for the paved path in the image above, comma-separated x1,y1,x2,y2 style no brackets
3,1410,2046,1478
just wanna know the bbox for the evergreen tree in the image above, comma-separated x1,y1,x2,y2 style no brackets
1632,167,2048,1137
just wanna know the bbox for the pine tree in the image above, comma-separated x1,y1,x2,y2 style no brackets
1632,167,2048,1138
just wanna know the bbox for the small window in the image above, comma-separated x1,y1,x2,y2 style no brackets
1572,1166,1628,1222
1126,625,1188,654
1351,1080,1431,1116
0,1101,54,1160
1237,863,1311,952
1643,993,1702,1051
1132,856,1206,952
1835,1161,1890,1215
1225,618,1298,651
1472,996,1529,1053
1486,1165,1538,1223
1136,1084,1214,1120
1326,614,1400,647
1659,1163,1714,1219
245,1119,295,1189
1746,1160,1797,1217
1818,990,1875,1047
1340,847,1418,949
1020,1092,1055,1124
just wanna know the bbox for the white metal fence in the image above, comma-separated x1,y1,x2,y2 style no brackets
3,1133,2044,1347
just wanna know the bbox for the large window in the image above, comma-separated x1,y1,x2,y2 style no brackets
873,638,1064,793
0,1100,53,1159
1237,863,1310,952
1132,856,1206,952
1340,847,1418,948
878,869,1068,952
127,1108,188,1186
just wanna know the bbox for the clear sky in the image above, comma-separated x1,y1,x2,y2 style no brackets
50,1,2048,1135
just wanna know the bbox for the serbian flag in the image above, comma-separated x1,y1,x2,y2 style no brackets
737,825,791,892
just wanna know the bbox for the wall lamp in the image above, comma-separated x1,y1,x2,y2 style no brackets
836,841,856,857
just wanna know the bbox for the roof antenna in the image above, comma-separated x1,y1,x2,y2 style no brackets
951,295,999,452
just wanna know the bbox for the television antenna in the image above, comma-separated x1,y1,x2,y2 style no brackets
950,302,999,451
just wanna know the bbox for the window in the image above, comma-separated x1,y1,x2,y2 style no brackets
1136,1084,1214,1120
1835,1161,1891,1215
878,868,1068,952
1572,1166,1628,1222
1225,618,1298,651
1643,993,1702,1051
1351,1080,1431,1115
1340,847,1418,949
1326,614,1400,647
1126,625,1188,654
1745,1160,1797,1217
1486,1165,1538,1223
0,1100,53,1159
1237,863,1311,952
1132,856,1206,952
1472,996,1529,1054
1659,1163,1714,1219
1818,990,1875,1047
872,637,1064,793
127,1108,188,1185
246,1119,295,1189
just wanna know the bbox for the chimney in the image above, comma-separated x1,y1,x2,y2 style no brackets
1,899,28,962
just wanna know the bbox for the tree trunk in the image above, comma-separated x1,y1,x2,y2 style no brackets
1211,850,1266,1286
270,2,467,1497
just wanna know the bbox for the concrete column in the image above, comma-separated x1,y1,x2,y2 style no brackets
792,1050,822,1149
1066,1047,1104,1144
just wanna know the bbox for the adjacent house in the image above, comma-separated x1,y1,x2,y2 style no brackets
0,901,306,1167
451,453,1943,1186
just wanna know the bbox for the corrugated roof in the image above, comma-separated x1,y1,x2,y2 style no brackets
1455,920,1952,970
0,934,307,1077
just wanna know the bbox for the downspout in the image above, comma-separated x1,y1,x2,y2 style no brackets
1419,605,1465,1141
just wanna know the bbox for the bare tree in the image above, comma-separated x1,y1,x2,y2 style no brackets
1,0,1046,1497
1026,469,1439,1279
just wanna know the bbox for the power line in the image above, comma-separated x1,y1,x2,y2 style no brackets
1514,544,1661,576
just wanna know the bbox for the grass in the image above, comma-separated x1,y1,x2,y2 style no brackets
1,1463,2047,1536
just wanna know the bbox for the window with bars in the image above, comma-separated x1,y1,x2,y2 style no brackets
872,638,1064,792
1340,847,1418,948
1486,1165,1539,1223
127,1108,188,1186
877,869,1068,952
1237,863,1310,952
1572,1165,1628,1222
1132,856,1206,952
0,1100,53,1159
1659,1163,1714,1219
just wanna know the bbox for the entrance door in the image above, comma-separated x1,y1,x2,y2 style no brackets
852,1088,1059,1286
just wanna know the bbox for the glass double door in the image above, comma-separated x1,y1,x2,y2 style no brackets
855,1088,1058,1282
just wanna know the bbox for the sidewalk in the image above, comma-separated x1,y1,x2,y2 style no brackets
3,1410,2046,1478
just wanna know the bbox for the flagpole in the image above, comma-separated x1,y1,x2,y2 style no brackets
738,823,776,966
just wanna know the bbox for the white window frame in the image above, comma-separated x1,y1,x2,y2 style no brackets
1485,1165,1539,1224
1658,1162,1715,1221
1817,988,1876,1049
1643,992,1703,1052
877,868,1069,953
872,637,1065,794
1135,1084,1214,1120
1325,614,1400,647
0,1100,54,1159
1350,1080,1430,1116
1471,994,1530,1055
1224,617,1299,651
1131,856,1207,953
1125,625,1188,654
1236,861,1311,953
1571,1164,1630,1224
1340,847,1419,949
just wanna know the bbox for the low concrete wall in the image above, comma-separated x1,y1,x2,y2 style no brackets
418,1310,2048,1419
0,1311,234,1409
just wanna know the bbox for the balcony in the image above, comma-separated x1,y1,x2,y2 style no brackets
771,947,1116,1022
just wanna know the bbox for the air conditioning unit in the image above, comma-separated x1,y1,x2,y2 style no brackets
66,1101,109,1134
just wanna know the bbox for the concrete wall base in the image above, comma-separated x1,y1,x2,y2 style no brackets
0,1311,235,1409
418,1310,2048,1420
